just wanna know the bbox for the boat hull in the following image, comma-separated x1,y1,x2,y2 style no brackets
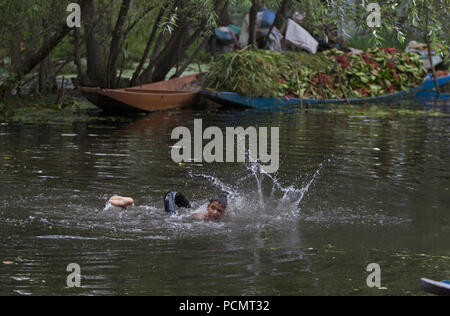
202,74,450,109
421,278,450,296
81,74,201,113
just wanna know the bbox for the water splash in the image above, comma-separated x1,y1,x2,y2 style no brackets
192,162,323,223
102,201,135,213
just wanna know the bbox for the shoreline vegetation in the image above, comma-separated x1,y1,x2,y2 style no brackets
0,1,447,122
0,44,447,123
0,89,448,125
0,52,448,124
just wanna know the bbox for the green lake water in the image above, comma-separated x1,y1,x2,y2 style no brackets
0,103,449,295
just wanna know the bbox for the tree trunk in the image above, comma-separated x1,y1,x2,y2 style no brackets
424,4,440,100
138,0,226,84
150,25,189,82
151,21,206,83
130,8,166,87
274,0,292,30
26,18,41,60
137,32,165,84
84,0,105,86
137,5,185,84
106,0,131,88
73,28,88,86
15,25,71,80
426,38,440,99
218,1,231,26
10,28,22,72
174,35,210,78
38,55,49,93
0,49,5,67
38,20,51,93
174,0,228,78
249,0,260,49
262,0,291,48
0,0,90,97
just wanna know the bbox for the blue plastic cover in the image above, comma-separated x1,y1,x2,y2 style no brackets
261,8,276,28
215,28,233,42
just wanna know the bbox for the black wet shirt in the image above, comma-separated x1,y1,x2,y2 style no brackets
164,191,191,213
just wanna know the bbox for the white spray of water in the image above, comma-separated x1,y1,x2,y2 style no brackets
192,162,323,223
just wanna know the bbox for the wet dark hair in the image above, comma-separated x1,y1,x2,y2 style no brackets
210,194,228,208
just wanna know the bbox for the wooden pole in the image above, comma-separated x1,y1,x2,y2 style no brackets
424,3,440,106
293,54,303,109
318,69,326,104
336,63,349,104
56,75,65,107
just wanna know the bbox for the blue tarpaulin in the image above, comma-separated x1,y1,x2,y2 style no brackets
261,8,276,28
215,28,233,43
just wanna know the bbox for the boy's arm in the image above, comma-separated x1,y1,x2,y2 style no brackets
192,212,207,220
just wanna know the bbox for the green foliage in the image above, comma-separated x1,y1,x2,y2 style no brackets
346,30,421,51
1,0,448,94
296,0,448,55
203,48,426,99
204,49,295,97
402,0,449,56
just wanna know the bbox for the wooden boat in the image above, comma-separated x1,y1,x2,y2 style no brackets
201,74,450,109
81,73,201,113
421,278,450,296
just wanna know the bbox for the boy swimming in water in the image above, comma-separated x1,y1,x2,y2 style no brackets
195,194,228,221
108,192,228,221
164,191,228,221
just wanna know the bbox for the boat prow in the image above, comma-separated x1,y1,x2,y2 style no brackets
421,278,450,296
81,73,202,113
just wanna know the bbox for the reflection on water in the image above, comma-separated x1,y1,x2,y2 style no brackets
0,105,449,296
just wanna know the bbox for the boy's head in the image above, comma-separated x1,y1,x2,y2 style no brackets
207,194,228,220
